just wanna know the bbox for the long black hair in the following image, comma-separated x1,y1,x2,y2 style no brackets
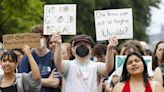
120,52,149,86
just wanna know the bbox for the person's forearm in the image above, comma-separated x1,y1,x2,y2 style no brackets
41,78,60,88
100,36,117,75
104,47,114,75
28,54,41,80
54,43,62,72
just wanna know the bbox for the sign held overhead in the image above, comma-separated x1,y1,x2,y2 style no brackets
94,8,133,41
44,4,76,35
3,33,41,49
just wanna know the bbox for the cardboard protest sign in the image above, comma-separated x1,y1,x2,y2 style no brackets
44,4,76,35
3,33,41,49
94,8,133,41
115,55,153,76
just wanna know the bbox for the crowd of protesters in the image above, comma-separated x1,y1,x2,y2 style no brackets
0,24,164,92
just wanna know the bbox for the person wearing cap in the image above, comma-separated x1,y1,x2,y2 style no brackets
52,32,118,92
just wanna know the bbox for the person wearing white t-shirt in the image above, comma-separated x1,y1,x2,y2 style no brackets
52,32,118,92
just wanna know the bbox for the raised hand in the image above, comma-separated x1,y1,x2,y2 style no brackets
51,32,62,44
22,45,31,56
107,36,118,49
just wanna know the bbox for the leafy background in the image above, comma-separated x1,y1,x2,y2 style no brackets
0,0,161,43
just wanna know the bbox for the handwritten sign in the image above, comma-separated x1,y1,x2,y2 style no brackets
44,4,76,35
3,33,41,49
94,8,133,41
115,55,153,76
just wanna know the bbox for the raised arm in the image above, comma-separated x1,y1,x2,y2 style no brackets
99,36,118,75
22,45,41,80
51,32,68,74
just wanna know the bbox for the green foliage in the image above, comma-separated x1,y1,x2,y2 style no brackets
0,0,44,41
44,0,161,42
0,0,161,42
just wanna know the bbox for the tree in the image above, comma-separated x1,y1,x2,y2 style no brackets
0,0,44,41
0,0,161,42
44,0,161,42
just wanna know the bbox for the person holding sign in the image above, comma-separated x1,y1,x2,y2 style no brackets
18,25,61,92
0,45,41,92
52,32,118,92
113,52,163,92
